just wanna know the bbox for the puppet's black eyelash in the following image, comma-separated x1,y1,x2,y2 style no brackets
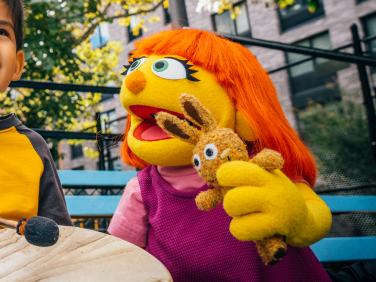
121,56,146,76
121,66,129,75
165,57,200,82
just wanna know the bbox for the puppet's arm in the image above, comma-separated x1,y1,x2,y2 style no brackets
286,182,332,247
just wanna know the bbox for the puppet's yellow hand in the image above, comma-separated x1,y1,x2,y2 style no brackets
218,161,309,244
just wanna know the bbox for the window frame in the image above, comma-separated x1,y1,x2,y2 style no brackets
128,16,143,42
211,1,252,38
164,7,171,25
285,31,341,108
71,144,83,160
361,12,376,73
108,157,122,171
90,23,110,49
278,0,325,32
100,109,118,134
72,165,84,170
100,93,114,102
356,0,370,4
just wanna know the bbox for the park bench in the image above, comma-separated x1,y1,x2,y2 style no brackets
59,170,376,263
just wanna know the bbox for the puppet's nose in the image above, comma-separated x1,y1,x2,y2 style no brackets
125,70,146,94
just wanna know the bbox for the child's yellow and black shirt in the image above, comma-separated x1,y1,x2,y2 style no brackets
0,114,72,226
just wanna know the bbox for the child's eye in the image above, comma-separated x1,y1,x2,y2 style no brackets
0,29,9,37
151,58,188,80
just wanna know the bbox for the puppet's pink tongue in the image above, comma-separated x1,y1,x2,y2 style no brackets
141,124,171,141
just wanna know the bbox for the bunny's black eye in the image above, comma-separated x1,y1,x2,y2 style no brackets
193,154,201,169
204,144,218,160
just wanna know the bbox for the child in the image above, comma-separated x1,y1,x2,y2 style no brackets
0,0,72,226
108,29,333,281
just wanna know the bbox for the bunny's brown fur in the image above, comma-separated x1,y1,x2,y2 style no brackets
156,93,287,265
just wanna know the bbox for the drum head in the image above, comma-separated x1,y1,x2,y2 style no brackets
0,226,172,281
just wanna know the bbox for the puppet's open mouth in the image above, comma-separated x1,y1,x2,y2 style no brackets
130,105,189,141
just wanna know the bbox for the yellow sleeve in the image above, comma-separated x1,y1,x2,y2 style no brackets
287,182,332,247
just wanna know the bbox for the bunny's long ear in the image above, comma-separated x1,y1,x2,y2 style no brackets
156,112,202,145
179,93,217,133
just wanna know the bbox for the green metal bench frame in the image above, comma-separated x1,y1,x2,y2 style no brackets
59,170,376,262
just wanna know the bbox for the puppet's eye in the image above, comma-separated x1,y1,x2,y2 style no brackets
204,144,218,160
151,58,187,80
124,57,147,76
193,154,201,170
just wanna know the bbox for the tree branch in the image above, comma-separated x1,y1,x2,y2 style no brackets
77,0,164,44
77,3,112,44
110,0,164,20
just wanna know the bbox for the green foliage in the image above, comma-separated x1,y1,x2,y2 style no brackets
298,93,376,191
23,0,84,80
0,0,123,127
0,0,124,160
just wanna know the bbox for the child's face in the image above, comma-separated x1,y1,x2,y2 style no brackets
0,1,24,92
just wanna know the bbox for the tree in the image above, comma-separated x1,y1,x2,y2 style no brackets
0,0,125,160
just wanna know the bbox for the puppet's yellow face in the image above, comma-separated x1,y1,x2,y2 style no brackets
120,54,236,166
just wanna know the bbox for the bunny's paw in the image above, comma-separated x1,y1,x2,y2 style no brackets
255,234,287,265
252,149,284,172
195,187,231,211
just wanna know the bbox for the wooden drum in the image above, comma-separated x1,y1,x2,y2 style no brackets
0,226,172,282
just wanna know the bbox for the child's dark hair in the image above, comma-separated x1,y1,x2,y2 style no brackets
3,0,25,51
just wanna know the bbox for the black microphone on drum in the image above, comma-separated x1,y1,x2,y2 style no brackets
0,216,59,247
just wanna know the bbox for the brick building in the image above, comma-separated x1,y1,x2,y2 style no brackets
60,0,376,171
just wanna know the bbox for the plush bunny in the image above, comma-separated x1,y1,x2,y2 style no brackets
156,93,287,265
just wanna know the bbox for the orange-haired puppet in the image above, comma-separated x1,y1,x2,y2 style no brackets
108,29,332,282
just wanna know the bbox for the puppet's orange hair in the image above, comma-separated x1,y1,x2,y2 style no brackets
121,29,317,187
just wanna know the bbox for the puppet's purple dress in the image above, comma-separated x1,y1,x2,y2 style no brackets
138,165,331,282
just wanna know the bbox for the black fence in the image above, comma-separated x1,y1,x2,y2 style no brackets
260,24,376,194
250,24,376,270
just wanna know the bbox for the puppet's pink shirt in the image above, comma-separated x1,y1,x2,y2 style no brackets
108,165,309,247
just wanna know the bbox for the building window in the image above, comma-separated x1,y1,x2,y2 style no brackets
97,158,121,171
72,165,84,170
164,7,171,24
100,93,114,102
278,0,325,32
100,109,118,134
90,23,110,48
71,144,83,159
106,158,122,171
286,32,341,108
212,1,252,37
99,81,115,102
362,13,376,72
128,16,143,42
357,0,370,4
